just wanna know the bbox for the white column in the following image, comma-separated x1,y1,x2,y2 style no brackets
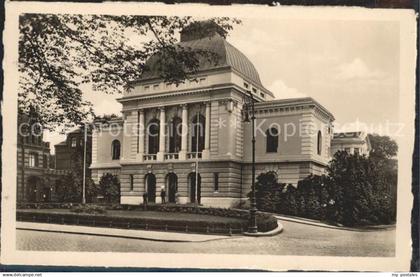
157,107,166,161
136,109,144,161
202,101,211,159
179,104,188,160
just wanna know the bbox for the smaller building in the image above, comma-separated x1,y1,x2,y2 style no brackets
17,114,66,203
331,131,371,156
54,126,92,173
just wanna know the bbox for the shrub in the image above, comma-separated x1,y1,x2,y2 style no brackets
16,208,277,234
251,148,397,227
17,203,278,233
98,173,120,203
70,204,107,214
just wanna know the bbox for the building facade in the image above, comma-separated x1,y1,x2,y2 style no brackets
331,131,371,156
17,115,66,203
90,23,335,208
55,126,92,173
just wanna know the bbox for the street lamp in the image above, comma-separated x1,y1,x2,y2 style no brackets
242,90,258,233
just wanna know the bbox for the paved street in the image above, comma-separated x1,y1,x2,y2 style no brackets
17,220,395,257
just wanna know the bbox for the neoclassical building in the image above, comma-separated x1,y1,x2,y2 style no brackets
90,23,335,208
331,131,371,156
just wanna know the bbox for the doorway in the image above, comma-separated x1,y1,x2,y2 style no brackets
166,173,178,203
145,173,156,203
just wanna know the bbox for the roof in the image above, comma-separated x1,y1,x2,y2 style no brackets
140,34,263,87
255,97,335,121
333,131,366,139
55,140,67,146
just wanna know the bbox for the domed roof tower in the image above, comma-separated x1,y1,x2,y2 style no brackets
140,21,272,97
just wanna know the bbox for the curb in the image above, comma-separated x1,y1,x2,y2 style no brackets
275,216,395,232
243,220,283,237
16,222,233,243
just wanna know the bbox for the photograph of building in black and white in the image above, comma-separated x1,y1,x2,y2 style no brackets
3,2,416,272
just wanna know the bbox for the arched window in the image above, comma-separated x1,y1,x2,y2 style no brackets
317,130,322,155
111,140,121,160
169,116,182,153
129,174,134,191
148,119,160,154
266,128,279,153
191,114,205,152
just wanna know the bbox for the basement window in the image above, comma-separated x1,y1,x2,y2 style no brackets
130,174,134,191
213,173,219,192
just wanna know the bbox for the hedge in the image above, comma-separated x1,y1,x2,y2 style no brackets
17,204,278,234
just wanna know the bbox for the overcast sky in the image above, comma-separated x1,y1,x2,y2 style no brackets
44,17,400,150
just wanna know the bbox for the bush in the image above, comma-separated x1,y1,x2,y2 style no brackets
98,173,120,203
252,149,397,227
17,203,278,233
16,208,277,234
70,204,107,214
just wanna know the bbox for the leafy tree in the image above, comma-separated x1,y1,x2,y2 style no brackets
368,134,398,160
55,173,82,203
86,178,99,203
98,173,120,203
282,186,298,216
19,15,239,129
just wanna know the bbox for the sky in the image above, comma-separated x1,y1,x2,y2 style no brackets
44,17,400,151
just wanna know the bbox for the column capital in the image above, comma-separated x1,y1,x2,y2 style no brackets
180,103,188,109
138,108,144,114
205,101,212,107
159,106,166,112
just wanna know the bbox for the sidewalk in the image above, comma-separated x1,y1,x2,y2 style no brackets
16,221,232,243
274,215,395,232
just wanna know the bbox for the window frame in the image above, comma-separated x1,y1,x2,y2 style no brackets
129,174,134,191
213,173,219,192
71,137,77,148
317,130,322,155
29,152,38,167
147,119,160,154
266,127,279,153
111,139,121,160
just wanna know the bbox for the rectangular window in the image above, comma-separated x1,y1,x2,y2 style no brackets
129,174,134,191
344,147,351,153
354,148,360,154
153,84,159,90
29,153,35,167
260,92,265,98
198,77,206,84
252,87,257,94
243,82,249,89
71,137,77,147
29,153,38,167
144,85,150,91
214,173,219,192
43,154,48,168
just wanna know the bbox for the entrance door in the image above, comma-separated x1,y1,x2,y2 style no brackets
146,174,156,203
42,187,51,202
189,173,201,204
27,176,41,202
167,173,178,203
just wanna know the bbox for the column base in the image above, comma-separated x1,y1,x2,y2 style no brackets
157,152,165,161
179,150,187,160
136,152,144,162
202,149,210,159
